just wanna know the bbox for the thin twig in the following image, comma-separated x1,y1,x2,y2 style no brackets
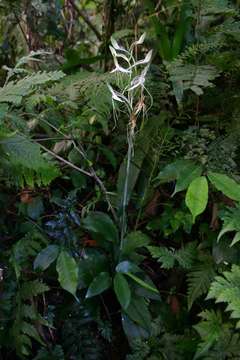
37,118,117,222
69,0,101,41
13,11,31,50
72,142,118,222
39,142,92,177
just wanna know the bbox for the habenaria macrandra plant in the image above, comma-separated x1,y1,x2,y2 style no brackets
107,34,153,244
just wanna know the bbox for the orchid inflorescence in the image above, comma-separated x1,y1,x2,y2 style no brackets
107,34,153,244
107,33,153,133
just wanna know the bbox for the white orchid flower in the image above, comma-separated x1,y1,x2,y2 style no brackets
110,56,131,74
130,50,153,69
130,33,146,48
109,46,131,65
127,75,145,91
127,64,149,91
111,37,129,53
109,45,117,57
107,84,132,109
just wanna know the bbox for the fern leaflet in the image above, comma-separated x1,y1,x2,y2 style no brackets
187,261,216,310
207,265,240,327
147,242,197,269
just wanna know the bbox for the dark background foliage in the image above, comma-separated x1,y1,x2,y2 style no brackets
1,0,240,359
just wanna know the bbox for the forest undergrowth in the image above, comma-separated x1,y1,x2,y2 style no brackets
1,0,240,359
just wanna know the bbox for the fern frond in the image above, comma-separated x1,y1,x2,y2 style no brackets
1,134,59,187
50,71,118,131
21,321,44,345
11,279,49,358
22,304,37,320
203,331,240,360
20,280,49,300
147,246,175,269
194,310,224,359
0,71,64,105
10,231,48,278
175,242,197,269
167,63,220,103
217,205,240,246
187,261,216,310
147,242,197,269
207,265,240,327
34,345,65,360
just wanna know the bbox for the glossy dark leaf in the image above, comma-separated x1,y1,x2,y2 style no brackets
125,297,152,332
116,261,141,274
121,313,149,340
82,212,118,243
85,272,111,298
114,273,131,310
122,231,150,255
27,197,44,220
34,245,59,271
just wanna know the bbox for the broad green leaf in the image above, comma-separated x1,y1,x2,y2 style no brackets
122,231,150,255
27,197,44,220
208,172,240,201
34,245,59,271
155,160,202,195
85,272,111,298
56,251,79,297
125,296,152,332
173,163,202,195
126,273,159,294
78,251,108,289
171,3,191,59
117,120,160,209
99,146,117,169
116,261,141,274
114,273,131,309
155,159,186,184
121,313,148,340
185,176,208,222
82,212,118,243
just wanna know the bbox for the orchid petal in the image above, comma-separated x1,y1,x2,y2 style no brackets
130,50,153,68
109,45,117,57
131,33,146,47
110,57,131,74
107,84,132,108
111,37,127,52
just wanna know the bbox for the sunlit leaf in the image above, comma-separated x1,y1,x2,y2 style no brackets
208,172,240,201
185,176,208,222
